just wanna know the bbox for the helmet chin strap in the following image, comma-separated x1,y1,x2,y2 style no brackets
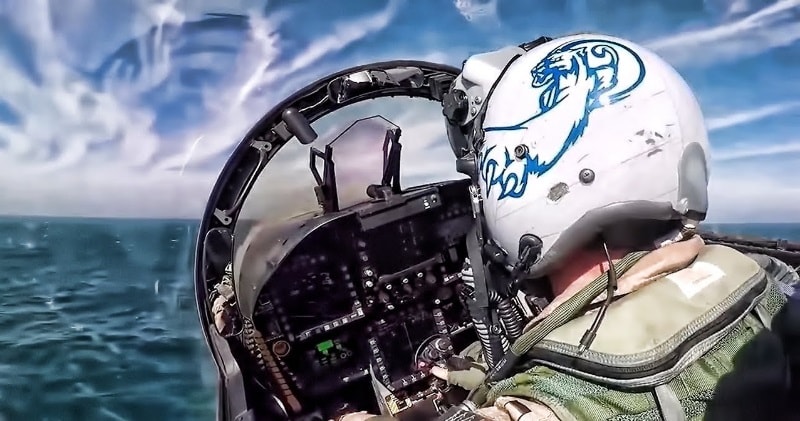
459,149,547,369
463,175,510,367
459,136,523,368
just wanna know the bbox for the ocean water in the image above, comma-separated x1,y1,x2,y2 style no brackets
0,217,215,421
702,223,800,242
2,218,800,421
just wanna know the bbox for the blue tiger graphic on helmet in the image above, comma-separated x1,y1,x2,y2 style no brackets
479,38,646,200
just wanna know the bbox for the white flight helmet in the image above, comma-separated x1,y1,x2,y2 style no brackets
444,33,711,278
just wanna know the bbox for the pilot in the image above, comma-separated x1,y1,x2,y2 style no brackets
338,32,800,421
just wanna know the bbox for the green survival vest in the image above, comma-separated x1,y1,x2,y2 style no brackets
485,244,792,421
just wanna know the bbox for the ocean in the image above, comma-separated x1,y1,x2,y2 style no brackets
0,218,214,421
2,218,799,421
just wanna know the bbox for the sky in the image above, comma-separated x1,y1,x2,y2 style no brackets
0,0,799,222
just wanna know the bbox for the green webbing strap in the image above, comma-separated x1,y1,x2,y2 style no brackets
754,303,773,331
653,385,687,421
472,250,649,405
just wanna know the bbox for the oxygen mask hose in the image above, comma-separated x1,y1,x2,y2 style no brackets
578,241,618,354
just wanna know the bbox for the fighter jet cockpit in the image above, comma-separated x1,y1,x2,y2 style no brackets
194,61,540,421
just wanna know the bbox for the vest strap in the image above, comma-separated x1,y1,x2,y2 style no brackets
653,385,686,421
754,303,773,330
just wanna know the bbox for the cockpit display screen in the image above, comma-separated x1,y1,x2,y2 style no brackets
279,271,356,335
365,219,438,276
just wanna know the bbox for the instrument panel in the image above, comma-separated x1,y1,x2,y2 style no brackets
250,180,475,419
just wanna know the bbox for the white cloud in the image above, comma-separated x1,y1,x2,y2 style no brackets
0,0,400,218
645,0,800,66
726,0,757,16
707,138,800,221
707,101,800,132
713,140,800,161
708,170,800,222
158,2,399,173
704,0,760,19
0,167,215,219
453,0,500,24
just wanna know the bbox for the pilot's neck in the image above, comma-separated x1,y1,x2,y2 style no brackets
548,246,628,298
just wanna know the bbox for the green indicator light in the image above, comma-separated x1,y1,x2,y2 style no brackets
317,340,334,355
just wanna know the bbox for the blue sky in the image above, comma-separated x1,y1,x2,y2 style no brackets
0,0,799,221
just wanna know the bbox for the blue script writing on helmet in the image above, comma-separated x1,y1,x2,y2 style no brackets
479,38,646,200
